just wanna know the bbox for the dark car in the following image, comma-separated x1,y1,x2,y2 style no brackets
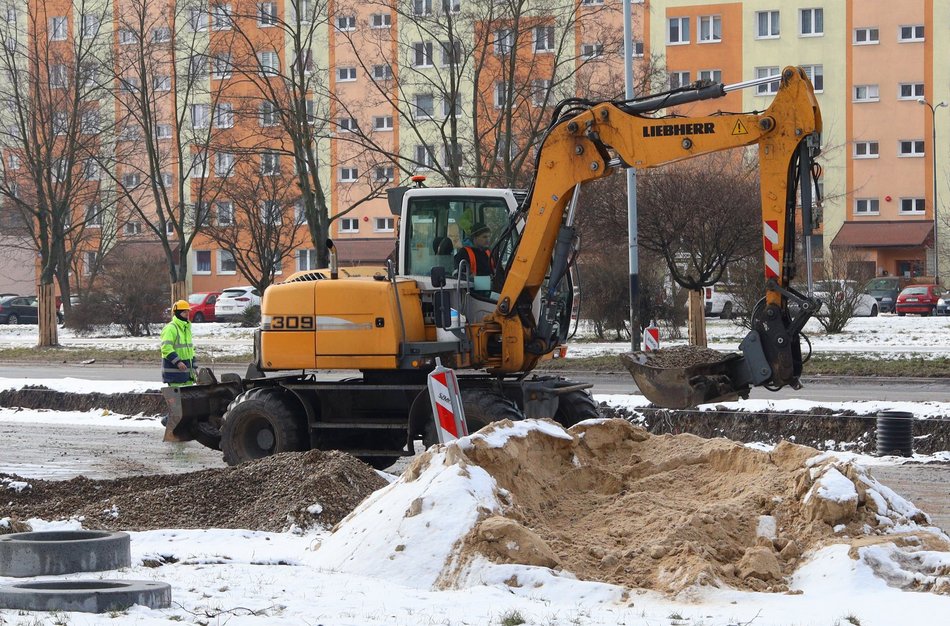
0,295,63,324
186,292,221,323
863,276,911,314
895,285,943,316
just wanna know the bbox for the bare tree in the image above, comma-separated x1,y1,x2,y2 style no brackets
200,164,309,293
0,2,117,345
638,153,761,346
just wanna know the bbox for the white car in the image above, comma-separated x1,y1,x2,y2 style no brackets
214,286,262,321
810,280,879,317
704,284,740,318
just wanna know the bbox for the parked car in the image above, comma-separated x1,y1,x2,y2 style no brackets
862,276,911,314
214,286,262,321
896,284,944,316
937,295,950,316
810,280,880,317
186,292,221,323
57,295,80,322
0,295,64,324
703,283,739,319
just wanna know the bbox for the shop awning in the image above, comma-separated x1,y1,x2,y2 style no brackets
335,238,397,264
830,221,933,248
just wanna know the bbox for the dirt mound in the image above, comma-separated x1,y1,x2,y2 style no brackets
451,419,946,594
1,449,387,532
0,386,165,416
601,403,950,455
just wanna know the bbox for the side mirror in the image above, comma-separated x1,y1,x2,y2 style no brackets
430,266,446,288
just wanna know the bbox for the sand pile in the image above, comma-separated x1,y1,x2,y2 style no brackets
318,418,950,595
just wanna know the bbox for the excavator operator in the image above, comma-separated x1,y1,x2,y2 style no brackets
455,222,494,277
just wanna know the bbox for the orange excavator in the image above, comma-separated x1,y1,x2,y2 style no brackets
164,66,822,466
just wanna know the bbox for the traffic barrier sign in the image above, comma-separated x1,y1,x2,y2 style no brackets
643,326,660,352
427,358,468,444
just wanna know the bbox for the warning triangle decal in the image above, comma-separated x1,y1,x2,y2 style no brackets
732,119,749,135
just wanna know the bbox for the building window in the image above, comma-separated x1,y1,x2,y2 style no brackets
260,200,282,224
119,76,140,93
214,103,233,128
495,29,513,56
122,172,141,187
899,25,924,42
83,251,98,276
801,64,823,92
756,11,779,38
443,144,463,168
86,203,102,227
49,16,68,41
161,172,173,186
698,69,722,84
336,15,356,31
413,0,432,17
82,14,100,37
212,54,232,79
338,118,358,132
260,101,279,126
531,79,551,106
413,42,434,67
211,4,233,30
669,71,690,89
898,83,925,100
297,249,318,271
373,64,393,80
375,217,394,232
339,167,358,182
414,93,435,118
83,159,99,180
156,124,172,139
7,153,19,170
668,16,690,44
441,40,462,67
415,144,434,169
189,55,207,79
442,96,461,118
374,166,394,181
215,151,234,177
218,250,236,274
216,201,234,226
630,40,644,56
855,198,879,215
258,51,279,76
698,15,721,43
195,251,212,274
261,152,280,175
340,218,359,233
371,13,391,28
258,2,277,26
152,26,171,43
898,140,925,157
900,198,925,214
854,27,879,44
800,8,823,36
534,25,555,52
191,151,209,178
124,221,142,236
494,81,508,108
188,8,208,31
853,84,879,102
373,115,394,131
853,141,879,158
153,75,171,91
755,67,780,95
50,64,68,89
581,43,603,59
191,104,210,128
337,67,357,81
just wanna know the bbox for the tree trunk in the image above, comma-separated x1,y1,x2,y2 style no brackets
37,282,59,348
171,280,187,307
687,289,707,347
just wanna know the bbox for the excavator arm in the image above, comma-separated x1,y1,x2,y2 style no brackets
483,66,822,407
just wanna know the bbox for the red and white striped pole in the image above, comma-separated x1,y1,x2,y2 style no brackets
427,358,468,444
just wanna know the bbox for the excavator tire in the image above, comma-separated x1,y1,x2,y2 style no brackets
220,388,306,466
423,390,523,448
553,389,601,428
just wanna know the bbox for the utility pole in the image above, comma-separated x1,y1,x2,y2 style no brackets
623,0,640,350
919,98,947,282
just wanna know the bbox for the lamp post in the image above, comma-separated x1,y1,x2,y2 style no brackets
919,98,947,281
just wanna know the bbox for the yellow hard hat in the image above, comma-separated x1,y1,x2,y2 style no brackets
172,299,190,312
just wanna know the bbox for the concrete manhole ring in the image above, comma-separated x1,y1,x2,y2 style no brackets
0,530,131,577
0,579,171,613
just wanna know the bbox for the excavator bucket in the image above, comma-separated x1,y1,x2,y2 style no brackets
620,350,753,409
162,369,242,450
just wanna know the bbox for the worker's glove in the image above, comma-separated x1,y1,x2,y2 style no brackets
177,362,188,371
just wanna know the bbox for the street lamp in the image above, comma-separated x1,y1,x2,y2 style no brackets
919,98,947,281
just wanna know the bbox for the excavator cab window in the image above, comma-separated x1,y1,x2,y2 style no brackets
403,195,512,282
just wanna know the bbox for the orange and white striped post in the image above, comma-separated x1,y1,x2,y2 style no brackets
427,358,468,444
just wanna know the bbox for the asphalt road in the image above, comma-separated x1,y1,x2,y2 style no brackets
2,364,950,402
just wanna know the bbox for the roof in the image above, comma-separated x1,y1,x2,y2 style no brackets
335,238,397,263
830,220,934,248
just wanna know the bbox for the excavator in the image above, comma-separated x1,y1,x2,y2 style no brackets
163,66,822,467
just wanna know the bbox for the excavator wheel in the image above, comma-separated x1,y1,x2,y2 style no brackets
220,388,306,466
553,389,601,428
423,390,524,448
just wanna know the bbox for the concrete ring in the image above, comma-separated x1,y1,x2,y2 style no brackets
0,530,131,577
0,579,171,613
